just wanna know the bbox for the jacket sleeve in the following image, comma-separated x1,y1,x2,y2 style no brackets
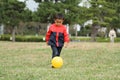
63,27,70,42
45,26,51,42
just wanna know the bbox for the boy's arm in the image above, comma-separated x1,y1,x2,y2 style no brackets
63,28,70,47
45,27,51,45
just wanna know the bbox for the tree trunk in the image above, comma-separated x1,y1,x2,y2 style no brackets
91,25,100,42
75,30,78,37
12,26,16,42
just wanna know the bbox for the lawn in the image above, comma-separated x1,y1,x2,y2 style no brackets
0,41,120,80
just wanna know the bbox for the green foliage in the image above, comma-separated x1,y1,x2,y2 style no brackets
78,26,91,36
2,35,120,42
22,9,33,22
100,22,109,27
0,34,10,41
96,37,120,42
70,36,120,42
0,0,26,42
16,35,44,42
1,0,25,26
88,0,119,28
34,0,83,24
0,35,45,42
85,0,120,41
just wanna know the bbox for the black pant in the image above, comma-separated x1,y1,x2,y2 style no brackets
51,46,62,58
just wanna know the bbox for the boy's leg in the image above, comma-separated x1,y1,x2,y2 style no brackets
57,47,63,56
51,46,59,58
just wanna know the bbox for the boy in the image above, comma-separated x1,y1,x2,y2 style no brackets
45,13,69,58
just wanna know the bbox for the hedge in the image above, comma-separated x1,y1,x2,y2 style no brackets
70,36,120,42
0,35,45,42
0,35,120,42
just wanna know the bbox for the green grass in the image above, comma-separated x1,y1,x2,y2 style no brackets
0,41,120,80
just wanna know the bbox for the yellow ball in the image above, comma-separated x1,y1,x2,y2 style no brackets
51,57,63,68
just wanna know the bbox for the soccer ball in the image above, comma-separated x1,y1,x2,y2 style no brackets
51,57,63,68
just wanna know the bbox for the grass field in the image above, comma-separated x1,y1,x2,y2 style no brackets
0,41,120,80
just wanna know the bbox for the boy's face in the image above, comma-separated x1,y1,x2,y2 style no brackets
54,19,64,26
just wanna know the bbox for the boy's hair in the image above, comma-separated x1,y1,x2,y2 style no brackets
54,13,64,20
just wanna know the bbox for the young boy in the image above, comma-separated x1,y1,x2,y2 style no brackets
45,13,70,58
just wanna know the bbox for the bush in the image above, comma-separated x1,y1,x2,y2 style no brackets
0,35,45,42
0,35,11,41
96,37,110,42
96,37,120,42
115,38,120,42
70,36,120,42
1,35,120,42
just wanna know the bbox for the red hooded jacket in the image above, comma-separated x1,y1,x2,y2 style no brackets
46,23,69,47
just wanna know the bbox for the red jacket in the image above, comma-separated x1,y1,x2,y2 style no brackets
46,23,69,47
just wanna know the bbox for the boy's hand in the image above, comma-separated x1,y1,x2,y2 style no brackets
64,42,68,48
46,41,49,45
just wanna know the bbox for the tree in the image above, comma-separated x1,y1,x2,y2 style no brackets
86,0,118,41
34,0,83,24
105,0,120,29
0,0,25,42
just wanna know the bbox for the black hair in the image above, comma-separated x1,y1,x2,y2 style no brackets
54,13,64,20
